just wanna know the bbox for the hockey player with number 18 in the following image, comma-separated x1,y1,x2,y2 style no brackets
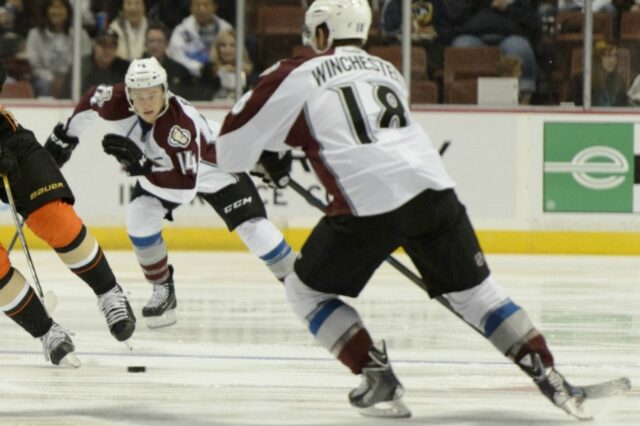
46,57,296,328
216,0,628,421
0,62,136,367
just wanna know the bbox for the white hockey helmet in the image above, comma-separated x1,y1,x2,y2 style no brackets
303,0,372,54
124,57,169,108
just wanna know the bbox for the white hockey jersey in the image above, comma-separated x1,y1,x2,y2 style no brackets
65,83,220,204
217,46,455,217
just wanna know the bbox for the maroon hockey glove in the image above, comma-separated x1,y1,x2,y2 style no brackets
44,123,79,168
102,134,153,176
250,150,292,188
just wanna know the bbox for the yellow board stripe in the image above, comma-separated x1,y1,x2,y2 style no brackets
1,226,639,255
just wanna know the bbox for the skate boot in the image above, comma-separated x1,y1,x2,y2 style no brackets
41,322,81,368
142,265,177,329
521,353,591,420
348,340,411,418
98,284,136,342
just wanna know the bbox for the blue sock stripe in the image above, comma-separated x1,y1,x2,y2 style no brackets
129,232,163,248
260,239,292,265
309,299,344,336
484,301,521,337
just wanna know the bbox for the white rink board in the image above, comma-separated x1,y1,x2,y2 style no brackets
3,102,640,232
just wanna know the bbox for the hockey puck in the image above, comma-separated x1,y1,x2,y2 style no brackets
127,366,146,373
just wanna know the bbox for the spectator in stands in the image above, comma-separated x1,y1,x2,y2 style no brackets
198,29,256,100
572,40,628,106
558,1,619,35
90,0,122,22
26,0,91,97
435,0,541,101
146,0,190,30
0,6,21,60
496,54,532,104
2,0,36,38
143,22,193,98
381,0,438,41
109,0,149,61
558,0,617,13
168,0,232,78
59,28,129,98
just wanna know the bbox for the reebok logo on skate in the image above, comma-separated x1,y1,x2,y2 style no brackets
223,196,252,213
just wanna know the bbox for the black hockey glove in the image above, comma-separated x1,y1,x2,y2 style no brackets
44,122,79,168
0,145,19,183
250,150,292,188
102,134,154,176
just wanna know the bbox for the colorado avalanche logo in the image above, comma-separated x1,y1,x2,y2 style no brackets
89,85,113,108
168,125,191,148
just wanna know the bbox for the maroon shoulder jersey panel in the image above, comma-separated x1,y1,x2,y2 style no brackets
219,57,308,136
200,136,217,164
284,111,352,216
71,83,134,122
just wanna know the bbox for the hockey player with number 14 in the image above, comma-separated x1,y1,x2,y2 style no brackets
216,0,630,420
46,57,296,328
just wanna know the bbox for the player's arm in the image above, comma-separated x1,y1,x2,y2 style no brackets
45,84,129,167
216,59,308,173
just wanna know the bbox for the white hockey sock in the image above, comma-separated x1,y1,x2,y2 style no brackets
236,218,295,280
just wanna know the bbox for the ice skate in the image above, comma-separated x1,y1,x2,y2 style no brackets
142,265,176,329
522,353,591,420
348,341,411,418
41,322,81,368
98,284,136,341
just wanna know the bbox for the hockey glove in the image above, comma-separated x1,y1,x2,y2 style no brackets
250,150,292,188
0,145,19,183
44,122,79,168
102,134,154,176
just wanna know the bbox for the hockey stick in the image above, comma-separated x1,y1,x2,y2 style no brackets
7,218,23,254
2,175,58,314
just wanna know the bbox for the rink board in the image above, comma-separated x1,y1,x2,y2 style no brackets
2,101,640,253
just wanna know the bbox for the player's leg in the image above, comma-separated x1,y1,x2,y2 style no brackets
126,193,176,328
284,215,410,418
200,172,295,281
0,245,79,366
404,189,587,418
26,200,136,342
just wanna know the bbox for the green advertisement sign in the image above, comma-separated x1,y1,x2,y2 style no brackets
543,122,634,212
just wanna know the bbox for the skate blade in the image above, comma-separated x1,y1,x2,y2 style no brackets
58,352,81,368
145,309,177,329
357,399,411,419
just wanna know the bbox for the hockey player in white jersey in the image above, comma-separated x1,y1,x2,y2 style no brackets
216,0,602,420
45,57,295,329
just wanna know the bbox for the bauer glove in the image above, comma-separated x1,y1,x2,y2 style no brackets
0,145,19,183
250,150,292,188
102,133,154,176
44,122,79,168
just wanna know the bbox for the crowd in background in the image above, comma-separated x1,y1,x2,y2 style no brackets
1,0,640,106
1,0,255,101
